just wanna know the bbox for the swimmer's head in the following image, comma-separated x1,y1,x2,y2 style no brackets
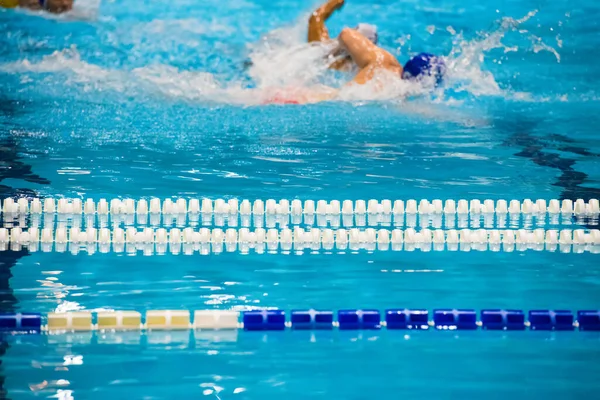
355,23,378,44
403,53,446,85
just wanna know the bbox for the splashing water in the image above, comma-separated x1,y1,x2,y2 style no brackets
0,46,258,104
0,10,561,105
246,15,334,88
132,64,255,105
1,46,130,93
247,9,561,102
442,10,559,97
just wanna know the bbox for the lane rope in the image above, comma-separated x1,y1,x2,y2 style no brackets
3,309,599,334
1,227,598,254
2,197,599,220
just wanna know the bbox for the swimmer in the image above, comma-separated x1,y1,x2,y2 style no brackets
265,0,444,104
302,7,445,103
264,26,445,105
308,0,379,71
262,0,444,104
0,0,73,13
337,27,445,85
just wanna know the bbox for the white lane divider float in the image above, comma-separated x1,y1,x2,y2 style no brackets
0,227,598,254
6,211,592,231
1,198,599,229
2,197,599,217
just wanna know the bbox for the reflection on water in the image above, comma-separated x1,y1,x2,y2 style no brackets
0,128,50,397
501,117,600,207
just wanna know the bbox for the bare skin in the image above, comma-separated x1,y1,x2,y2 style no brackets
308,0,345,42
308,0,402,81
338,27,403,85
15,0,73,13
264,1,405,104
308,0,353,71
294,28,403,103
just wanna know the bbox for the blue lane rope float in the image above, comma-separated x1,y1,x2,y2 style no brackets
385,309,430,330
480,309,526,330
337,309,381,330
1,309,599,335
290,310,334,330
529,310,575,331
243,310,286,331
0,313,42,334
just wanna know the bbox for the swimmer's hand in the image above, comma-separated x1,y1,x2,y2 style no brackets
309,0,346,43
316,0,345,20
332,0,345,11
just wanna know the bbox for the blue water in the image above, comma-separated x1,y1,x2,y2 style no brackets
1,0,600,398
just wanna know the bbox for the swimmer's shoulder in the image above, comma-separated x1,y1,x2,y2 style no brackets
375,47,403,75
353,49,402,84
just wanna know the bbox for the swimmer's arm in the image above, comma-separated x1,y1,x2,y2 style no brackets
308,0,345,42
18,0,42,10
18,0,73,12
338,27,380,69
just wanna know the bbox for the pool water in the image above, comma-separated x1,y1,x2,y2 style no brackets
1,0,600,398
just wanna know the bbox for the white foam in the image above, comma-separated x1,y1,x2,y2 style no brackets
0,9,563,106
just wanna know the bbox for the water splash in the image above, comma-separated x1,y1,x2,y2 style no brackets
246,15,334,88
0,10,564,105
0,46,130,93
132,64,254,105
443,10,560,97
242,9,562,103
0,46,257,104
245,16,424,102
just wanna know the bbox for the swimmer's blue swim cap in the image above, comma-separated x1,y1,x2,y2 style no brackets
403,53,445,84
